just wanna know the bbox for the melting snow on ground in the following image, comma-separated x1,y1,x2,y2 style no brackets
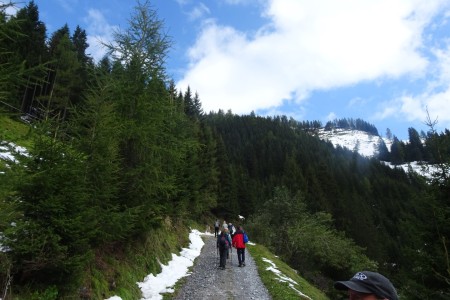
0,142,28,162
106,229,212,300
262,257,312,300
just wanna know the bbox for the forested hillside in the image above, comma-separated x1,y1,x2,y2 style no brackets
1,1,450,299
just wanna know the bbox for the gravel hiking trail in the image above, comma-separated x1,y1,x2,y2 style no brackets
173,235,271,300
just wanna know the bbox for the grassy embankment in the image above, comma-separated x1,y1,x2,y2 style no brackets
0,113,33,147
247,242,330,300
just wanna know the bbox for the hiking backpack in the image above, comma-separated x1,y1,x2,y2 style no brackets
219,234,229,250
243,232,249,243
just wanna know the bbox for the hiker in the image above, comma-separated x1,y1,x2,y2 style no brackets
222,220,228,230
334,271,398,300
214,219,220,237
228,222,235,237
232,225,248,267
224,228,232,259
217,229,231,270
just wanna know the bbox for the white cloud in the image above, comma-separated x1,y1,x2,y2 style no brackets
348,97,368,108
374,91,450,134
83,9,118,62
177,0,449,115
326,112,338,121
399,92,450,131
375,34,450,133
260,104,306,120
187,3,210,21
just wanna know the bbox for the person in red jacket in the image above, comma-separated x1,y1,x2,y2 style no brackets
232,226,247,267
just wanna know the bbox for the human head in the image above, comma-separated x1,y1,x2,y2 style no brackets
334,271,398,300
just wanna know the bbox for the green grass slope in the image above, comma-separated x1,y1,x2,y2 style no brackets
247,242,330,300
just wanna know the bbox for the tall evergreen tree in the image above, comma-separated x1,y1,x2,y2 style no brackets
42,32,82,122
390,136,405,165
3,0,48,113
3,121,97,286
406,127,424,161
70,25,92,107
102,0,197,229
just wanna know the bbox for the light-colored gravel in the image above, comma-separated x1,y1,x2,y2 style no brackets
173,235,271,300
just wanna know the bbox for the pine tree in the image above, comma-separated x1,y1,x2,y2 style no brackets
2,0,48,113
390,136,405,165
102,0,196,229
42,32,82,122
70,25,92,107
406,127,424,161
3,121,96,286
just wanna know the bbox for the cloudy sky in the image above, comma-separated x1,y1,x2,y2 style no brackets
8,0,450,139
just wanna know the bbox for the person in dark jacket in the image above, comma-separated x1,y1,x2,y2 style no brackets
232,226,247,267
216,229,231,270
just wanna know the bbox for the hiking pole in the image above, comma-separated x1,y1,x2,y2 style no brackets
231,247,233,265
217,246,219,268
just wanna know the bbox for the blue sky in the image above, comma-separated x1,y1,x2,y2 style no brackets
7,0,450,140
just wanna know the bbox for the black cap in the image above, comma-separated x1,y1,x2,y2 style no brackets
334,271,398,300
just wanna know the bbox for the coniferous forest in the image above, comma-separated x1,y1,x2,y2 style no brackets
1,1,450,299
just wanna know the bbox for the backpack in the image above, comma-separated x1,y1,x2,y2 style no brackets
243,232,249,243
219,234,229,250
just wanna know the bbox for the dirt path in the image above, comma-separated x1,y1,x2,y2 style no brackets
173,235,271,300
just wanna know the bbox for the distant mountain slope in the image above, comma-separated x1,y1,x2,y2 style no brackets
316,128,384,158
313,127,440,179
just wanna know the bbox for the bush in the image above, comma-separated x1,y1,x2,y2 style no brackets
247,186,377,292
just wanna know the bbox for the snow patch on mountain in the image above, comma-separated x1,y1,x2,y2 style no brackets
315,128,441,179
317,128,384,158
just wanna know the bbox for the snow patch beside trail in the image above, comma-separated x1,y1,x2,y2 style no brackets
262,257,312,300
106,229,212,300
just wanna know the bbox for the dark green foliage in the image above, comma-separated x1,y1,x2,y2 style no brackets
42,32,82,121
406,127,425,161
247,187,376,292
324,118,379,135
389,135,405,165
4,121,96,285
1,1,449,298
0,2,48,113
1,1,215,294
203,112,444,296
69,76,137,243
376,138,390,161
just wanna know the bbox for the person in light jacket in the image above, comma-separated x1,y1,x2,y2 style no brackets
214,219,220,237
